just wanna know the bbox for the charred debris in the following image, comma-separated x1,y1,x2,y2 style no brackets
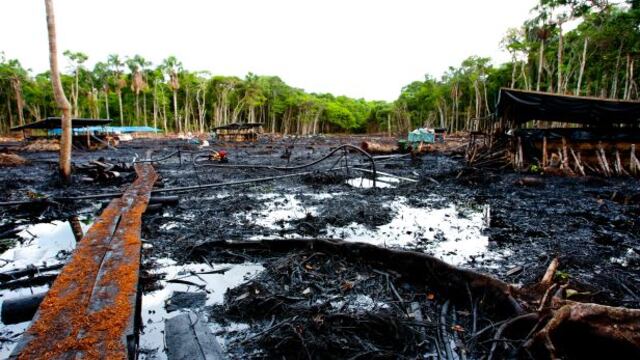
0,107,639,359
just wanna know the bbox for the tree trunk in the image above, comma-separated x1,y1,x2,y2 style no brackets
630,59,637,100
576,37,588,96
520,61,529,90
153,83,158,130
536,39,545,92
104,90,110,119
173,90,180,133
624,53,631,100
557,23,564,94
483,80,491,116
45,0,72,183
7,96,14,128
73,69,79,117
510,57,517,88
184,87,190,133
117,90,124,125
135,91,140,124
10,78,25,126
612,43,623,99
473,80,480,120
143,92,148,126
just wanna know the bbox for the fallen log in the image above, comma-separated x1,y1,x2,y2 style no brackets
191,239,524,317
192,239,640,359
361,141,400,154
514,176,545,187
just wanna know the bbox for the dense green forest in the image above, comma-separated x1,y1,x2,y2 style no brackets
1,0,639,135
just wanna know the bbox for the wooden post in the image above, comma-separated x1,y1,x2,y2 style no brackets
542,136,548,167
570,148,585,176
561,137,569,169
631,144,637,176
598,144,612,177
596,148,607,176
557,148,564,169
517,137,524,170
614,149,627,176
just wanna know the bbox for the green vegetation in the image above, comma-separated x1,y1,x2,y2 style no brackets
1,0,639,134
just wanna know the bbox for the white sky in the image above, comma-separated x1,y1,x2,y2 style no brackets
0,0,538,101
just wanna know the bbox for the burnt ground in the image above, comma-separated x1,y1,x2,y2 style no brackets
0,135,639,359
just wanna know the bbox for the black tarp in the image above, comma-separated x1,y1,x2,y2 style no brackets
10,117,112,131
495,88,640,127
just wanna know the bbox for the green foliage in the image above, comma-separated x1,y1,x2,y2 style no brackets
530,164,541,174
1,1,639,134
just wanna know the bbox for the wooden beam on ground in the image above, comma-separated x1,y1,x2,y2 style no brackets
10,164,157,360
165,312,226,360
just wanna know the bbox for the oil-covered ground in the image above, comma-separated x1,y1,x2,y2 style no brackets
0,135,638,359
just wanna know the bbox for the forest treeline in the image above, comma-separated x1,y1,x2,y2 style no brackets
1,0,639,135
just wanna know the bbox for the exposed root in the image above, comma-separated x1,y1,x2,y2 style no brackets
528,301,640,359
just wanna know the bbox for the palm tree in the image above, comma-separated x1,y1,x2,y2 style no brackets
127,55,150,125
161,56,182,133
107,54,125,125
44,0,72,183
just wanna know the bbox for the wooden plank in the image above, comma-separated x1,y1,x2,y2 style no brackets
10,164,157,360
165,312,226,360
77,164,157,359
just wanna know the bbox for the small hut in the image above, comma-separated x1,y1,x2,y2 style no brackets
213,123,264,142
11,117,114,149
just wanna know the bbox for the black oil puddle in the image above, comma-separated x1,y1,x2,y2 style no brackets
0,216,93,357
138,259,263,359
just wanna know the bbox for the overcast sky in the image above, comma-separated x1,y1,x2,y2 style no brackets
0,0,538,101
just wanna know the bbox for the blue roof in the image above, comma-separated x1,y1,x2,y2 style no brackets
48,126,160,136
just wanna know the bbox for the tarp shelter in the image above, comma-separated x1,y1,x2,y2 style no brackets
495,88,640,127
10,117,112,131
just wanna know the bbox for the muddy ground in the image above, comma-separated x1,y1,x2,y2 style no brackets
0,135,638,359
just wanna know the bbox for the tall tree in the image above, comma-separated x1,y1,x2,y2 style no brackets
63,50,88,117
107,54,125,124
93,61,111,119
126,55,150,124
44,0,72,183
161,56,182,133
